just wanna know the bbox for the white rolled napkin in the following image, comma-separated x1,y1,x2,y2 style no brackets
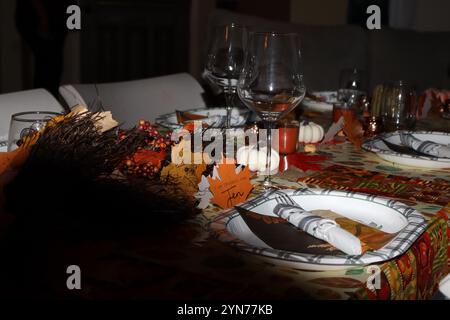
273,204,362,255
399,133,450,158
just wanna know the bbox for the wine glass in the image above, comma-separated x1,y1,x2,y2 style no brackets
204,24,248,128
338,68,367,93
237,32,306,188
338,68,367,116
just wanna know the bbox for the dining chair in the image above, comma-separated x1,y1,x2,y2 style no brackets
0,89,65,145
59,73,207,127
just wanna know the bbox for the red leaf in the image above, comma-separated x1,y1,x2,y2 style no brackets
133,149,165,168
279,153,329,172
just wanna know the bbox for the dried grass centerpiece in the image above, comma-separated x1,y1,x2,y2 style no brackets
1,108,197,239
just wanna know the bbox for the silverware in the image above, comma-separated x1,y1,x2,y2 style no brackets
380,138,436,158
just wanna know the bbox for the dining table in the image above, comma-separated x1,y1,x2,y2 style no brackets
23,107,445,301
1,106,448,301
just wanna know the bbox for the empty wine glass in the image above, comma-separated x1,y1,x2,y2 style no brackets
204,24,248,128
237,32,306,188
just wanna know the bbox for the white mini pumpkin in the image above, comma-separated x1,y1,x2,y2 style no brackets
298,121,324,144
236,145,279,173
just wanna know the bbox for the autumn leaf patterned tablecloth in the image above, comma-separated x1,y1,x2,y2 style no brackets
192,140,450,300
180,114,450,299
89,140,450,300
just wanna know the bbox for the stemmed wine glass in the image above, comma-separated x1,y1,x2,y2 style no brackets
237,32,306,188
204,24,248,128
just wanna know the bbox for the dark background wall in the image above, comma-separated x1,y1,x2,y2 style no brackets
0,0,449,95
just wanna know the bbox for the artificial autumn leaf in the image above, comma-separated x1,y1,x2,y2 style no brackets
279,153,329,172
0,131,41,175
0,150,20,174
133,149,165,168
208,163,253,209
194,175,213,209
195,163,207,181
176,110,207,124
342,114,364,149
160,163,201,197
171,138,211,166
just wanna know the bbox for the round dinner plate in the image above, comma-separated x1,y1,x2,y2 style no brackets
301,91,337,112
155,107,251,129
210,188,427,269
362,131,450,169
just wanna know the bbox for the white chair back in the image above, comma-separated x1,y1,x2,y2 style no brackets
0,89,64,144
59,73,206,127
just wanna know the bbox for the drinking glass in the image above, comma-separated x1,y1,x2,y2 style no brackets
7,111,60,151
237,32,306,188
278,121,299,155
332,102,356,123
380,81,417,132
339,68,367,92
204,24,248,128
338,68,367,116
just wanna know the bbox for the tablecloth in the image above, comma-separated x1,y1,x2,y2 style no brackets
17,113,447,300
115,113,450,300
191,141,449,299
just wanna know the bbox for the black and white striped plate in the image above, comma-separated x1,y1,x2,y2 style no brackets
155,107,251,129
362,131,450,169
211,188,427,268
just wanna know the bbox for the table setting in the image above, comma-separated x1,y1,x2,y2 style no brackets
0,24,449,301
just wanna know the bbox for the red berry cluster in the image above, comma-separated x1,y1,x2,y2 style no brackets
119,120,173,152
118,119,173,179
120,158,160,179
137,120,172,151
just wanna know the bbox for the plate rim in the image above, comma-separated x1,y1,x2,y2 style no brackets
362,130,450,164
155,107,249,129
210,188,427,266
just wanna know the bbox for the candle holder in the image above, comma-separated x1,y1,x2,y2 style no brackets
364,116,383,137
277,120,299,155
333,102,356,123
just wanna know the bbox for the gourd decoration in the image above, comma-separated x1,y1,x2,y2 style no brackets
236,145,280,173
298,121,324,144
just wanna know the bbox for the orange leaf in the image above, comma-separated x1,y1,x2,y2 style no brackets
182,122,209,132
176,110,207,124
0,150,18,175
342,115,364,149
195,163,207,181
208,163,253,209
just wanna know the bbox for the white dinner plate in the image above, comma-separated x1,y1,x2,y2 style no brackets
301,91,337,112
362,131,450,169
211,188,427,269
155,107,251,129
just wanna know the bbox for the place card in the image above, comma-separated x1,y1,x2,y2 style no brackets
194,160,253,210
